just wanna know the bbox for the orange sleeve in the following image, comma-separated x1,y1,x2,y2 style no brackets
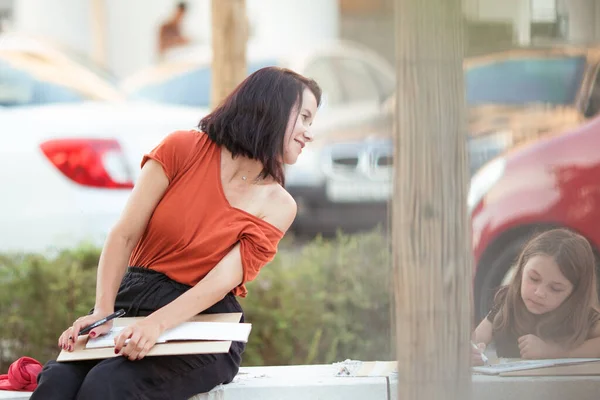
141,130,197,182
234,222,283,297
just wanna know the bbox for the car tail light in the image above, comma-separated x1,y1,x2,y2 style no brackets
40,138,134,189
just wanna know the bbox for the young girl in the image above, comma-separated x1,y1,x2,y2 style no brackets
472,228,600,365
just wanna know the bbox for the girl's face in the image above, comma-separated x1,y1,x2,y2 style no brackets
520,255,574,315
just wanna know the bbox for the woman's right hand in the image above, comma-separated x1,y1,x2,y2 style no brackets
471,343,486,366
58,310,115,352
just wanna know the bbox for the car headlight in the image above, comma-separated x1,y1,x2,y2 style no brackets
468,130,512,176
467,156,506,214
285,148,325,186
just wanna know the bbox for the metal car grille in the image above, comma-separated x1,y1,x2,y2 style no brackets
331,156,359,168
323,140,393,181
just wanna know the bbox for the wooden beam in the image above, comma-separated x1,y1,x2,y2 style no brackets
90,0,107,67
392,0,472,398
211,0,248,109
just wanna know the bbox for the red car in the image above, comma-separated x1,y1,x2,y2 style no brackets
469,113,600,320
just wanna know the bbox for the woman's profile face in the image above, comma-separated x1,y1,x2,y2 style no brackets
282,88,318,165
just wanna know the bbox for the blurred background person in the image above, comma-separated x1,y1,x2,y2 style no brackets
158,1,190,59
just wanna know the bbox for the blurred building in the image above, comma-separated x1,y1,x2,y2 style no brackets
341,0,600,63
2,0,600,77
6,0,339,78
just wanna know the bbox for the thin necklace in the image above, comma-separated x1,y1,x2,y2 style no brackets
242,174,263,183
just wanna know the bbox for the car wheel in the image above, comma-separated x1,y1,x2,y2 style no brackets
474,237,528,322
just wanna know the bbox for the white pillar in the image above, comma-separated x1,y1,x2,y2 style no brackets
13,0,92,54
515,0,531,46
246,0,339,54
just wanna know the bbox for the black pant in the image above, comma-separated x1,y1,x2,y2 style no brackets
30,267,246,400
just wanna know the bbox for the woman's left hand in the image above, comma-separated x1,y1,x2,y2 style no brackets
518,334,564,359
114,318,164,361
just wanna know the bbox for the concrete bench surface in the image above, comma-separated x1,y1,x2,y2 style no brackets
389,375,600,400
2,365,600,400
0,364,388,400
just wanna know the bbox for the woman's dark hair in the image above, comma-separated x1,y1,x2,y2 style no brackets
199,66,321,185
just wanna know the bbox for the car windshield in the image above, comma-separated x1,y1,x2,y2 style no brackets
0,52,122,107
466,55,586,106
128,60,279,107
62,49,119,85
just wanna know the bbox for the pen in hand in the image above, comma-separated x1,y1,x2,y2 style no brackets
79,309,126,336
471,341,489,365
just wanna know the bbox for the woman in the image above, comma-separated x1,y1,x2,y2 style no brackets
31,67,321,399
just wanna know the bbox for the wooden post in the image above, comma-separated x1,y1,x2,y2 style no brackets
211,0,248,109
90,0,107,67
392,0,472,399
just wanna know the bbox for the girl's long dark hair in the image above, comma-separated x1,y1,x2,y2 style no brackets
492,229,600,349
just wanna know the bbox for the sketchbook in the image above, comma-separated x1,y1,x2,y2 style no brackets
472,358,600,375
86,321,252,349
57,313,244,362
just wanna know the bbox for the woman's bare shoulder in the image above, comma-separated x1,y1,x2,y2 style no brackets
261,183,297,233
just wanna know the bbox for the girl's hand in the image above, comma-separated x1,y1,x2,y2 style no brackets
58,310,115,352
114,318,164,361
471,342,486,366
518,334,564,359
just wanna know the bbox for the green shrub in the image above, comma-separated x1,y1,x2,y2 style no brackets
0,246,100,372
240,228,393,366
0,229,392,372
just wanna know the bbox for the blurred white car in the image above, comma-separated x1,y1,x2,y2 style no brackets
0,34,205,253
121,40,395,128
0,32,123,106
0,102,203,253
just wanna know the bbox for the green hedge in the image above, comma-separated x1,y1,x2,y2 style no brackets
0,246,99,373
0,230,392,373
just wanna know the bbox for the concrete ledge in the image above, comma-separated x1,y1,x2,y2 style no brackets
0,392,30,400
189,365,389,400
389,374,600,400
3,365,600,400
473,375,600,400
0,365,389,400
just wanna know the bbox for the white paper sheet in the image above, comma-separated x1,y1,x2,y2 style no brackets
472,358,600,375
85,321,252,349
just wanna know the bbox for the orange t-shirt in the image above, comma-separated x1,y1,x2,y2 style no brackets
129,130,284,297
